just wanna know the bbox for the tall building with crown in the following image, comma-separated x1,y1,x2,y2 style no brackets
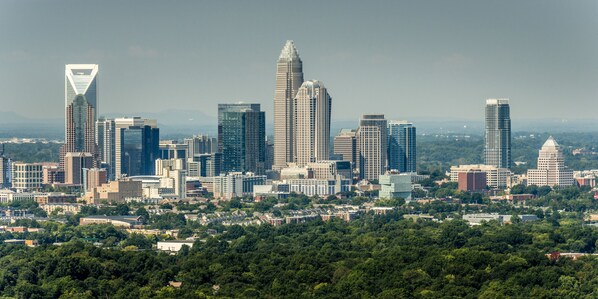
294,80,331,167
61,64,99,171
527,136,574,187
358,114,388,180
274,40,304,170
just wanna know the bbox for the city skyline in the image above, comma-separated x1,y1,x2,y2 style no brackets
1,1,596,123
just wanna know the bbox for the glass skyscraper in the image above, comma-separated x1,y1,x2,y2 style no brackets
114,117,159,178
484,99,511,168
218,103,266,174
388,121,416,173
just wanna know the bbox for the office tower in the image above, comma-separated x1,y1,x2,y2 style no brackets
218,103,266,174
61,64,99,170
527,137,574,187
265,138,274,171
0,145,10,188
274,40,304,170
114,117,160,178
64,152,94,185
358,114,388,180
84,168,108,192
334,129,358,170
184,135,217,158
388,121,417,173
11,162,43,192
293,80,331,167
96,118,116,179
485,99,511,168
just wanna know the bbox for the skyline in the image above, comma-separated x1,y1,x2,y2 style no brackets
1,1,597,123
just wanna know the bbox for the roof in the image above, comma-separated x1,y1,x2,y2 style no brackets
542,136,560,149
278,40,301,61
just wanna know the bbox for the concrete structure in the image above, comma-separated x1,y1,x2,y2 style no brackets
458,170,487,192
333,129,358,170
213,173,267,200
527,137,574,187
358,114,388,180
11,162,43,192
61,64,99,171
388,121,416,173
84,179,142,204
114,117,160,179
274,40,304,170
485,99,511,168
379,172,412,200
64,152,93,185
157,240,195,252
294,80,331,166
218,103,266,174
450,164,511,189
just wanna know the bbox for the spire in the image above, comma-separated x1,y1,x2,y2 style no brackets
278,40,301,62
542,136,560,149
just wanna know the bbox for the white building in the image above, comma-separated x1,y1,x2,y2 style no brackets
527,137,574,187
213,173,267,200
379,172,412,201
286,178,350,197
11,162,43,192
157,240,196,252
358,114,387,180
294,80,331,166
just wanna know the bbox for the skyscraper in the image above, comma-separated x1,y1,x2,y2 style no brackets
274,40,304,170
96,118,116,179
61,64,99,170
0,145,10,188
334,129,358,170
114,117,160,178
218,103,266,174
527,137,574,187
294,80,331,167
64,152,94,185
485,99,511,168
388,121,417,173
358,114,388,180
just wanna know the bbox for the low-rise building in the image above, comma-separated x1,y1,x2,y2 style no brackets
157,240,195,252
450,164,511,189
379,172,412,200
79,215,144,228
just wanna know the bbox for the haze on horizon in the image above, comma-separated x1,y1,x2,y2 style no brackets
0,0,596,123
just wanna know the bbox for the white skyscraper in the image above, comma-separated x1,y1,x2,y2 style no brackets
358,114,388,180
274,40,304,170
294,80,331,167
527,136,574,187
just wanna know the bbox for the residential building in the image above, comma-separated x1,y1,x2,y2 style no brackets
333,129,358,170
218,103,266,174
11,162,43,192
114,117,160,178
274,40,304,170
79,215,144,228
388,121,416,173
527,137,574,187
294,80,331,166
379,172,412,200
358,114,388,180
61,64,99,171
485,99,511,168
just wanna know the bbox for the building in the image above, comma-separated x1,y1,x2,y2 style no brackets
34,193,77,205
84,168,108,192
379,172,412,200
450,164,511,189
527,137,574,187
155,159,187,199
484,99,511,168
157,240,195,252
333,129,358,170
286,178,350,197
11,162,43,192
0,145,10,188
42,163,63,184
79,215,144,228
294,80,331,166
64,152,93,185
187,153,222,177
159,141,188,161
358,114,388,180
0,190,39,203
213,173,267,200
274,40,304,170
307,160,352,180
388,121,416,173
84,179,142,204
184,135,217,158
61,64,99,171
96,118,116,179
218,103,266,174
114,117,160,179
457,170,487,192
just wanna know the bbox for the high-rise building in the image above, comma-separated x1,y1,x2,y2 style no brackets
114,117,160,178
274,40,304,170
0,145,10,188
96,118,116,179
11,162,43,192
184,135,217,159
358,114,388,180
388,121,417,173
218,103,266,174
485,99,511,168
294,80,331,166
334,129,358,170
61,64,99,170
64,152,94,185
527,137,574,187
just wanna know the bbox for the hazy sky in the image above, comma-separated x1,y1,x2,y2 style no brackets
1,0,597,122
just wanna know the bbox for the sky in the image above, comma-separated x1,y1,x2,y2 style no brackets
0,0,597,123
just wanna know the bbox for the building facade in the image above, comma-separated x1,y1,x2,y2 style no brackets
388,121,416,173
294,80,331,166
274,40,304,170
114,117,159,179
96,118,116,179
485,99,511,168
527,137,574,187
334,129,358,170
64,152,94,185
379,172,412,200
358,114,388,180
11,162,43,192
450,164,511,189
